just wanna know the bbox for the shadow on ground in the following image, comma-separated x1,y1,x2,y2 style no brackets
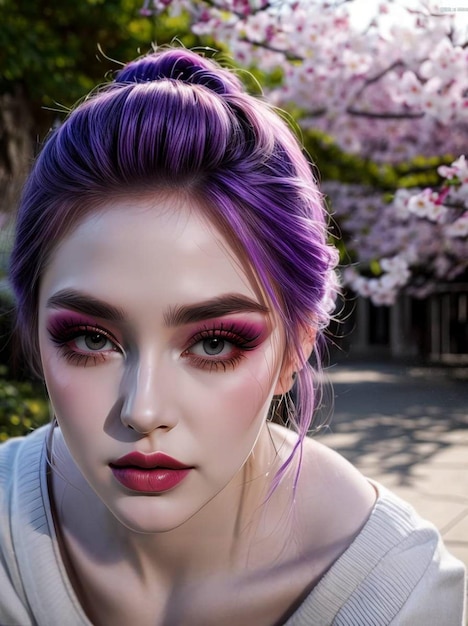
316,362,468,488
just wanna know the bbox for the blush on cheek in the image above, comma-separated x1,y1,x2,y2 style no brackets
42,353,121,427
208,359,277,436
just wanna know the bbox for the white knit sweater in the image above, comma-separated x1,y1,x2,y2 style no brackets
0,426,465,626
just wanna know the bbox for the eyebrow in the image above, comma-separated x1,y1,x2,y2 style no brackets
46,289,125,321
47,289,269,326
165,295,269,326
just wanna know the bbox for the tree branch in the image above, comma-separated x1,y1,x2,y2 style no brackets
237,37,303,62
202,0,275,20
346,107,425,119
349,60,405,108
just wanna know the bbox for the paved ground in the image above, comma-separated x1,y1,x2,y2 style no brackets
315,359,468,572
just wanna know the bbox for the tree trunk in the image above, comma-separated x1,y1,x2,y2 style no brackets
0,87,34,219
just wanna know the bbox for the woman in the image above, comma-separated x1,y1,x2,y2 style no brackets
2,48,465,625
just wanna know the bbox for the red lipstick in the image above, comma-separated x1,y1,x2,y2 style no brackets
110,452,192,493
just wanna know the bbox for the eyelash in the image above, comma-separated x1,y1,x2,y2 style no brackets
182,323,262,372
48,320,121,367
47,320,262,372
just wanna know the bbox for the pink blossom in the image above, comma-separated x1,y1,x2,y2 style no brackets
438,164,458,179
396,71,423,107
451,155,468,183
392,189,412,220
407,189,448,221
446,213,468,238
341,49,372,76
243,11,274,43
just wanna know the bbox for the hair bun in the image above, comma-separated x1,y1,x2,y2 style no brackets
115,48,242,96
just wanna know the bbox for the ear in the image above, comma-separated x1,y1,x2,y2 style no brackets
274,324,316,395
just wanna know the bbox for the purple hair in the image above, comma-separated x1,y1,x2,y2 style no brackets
9,48,338,486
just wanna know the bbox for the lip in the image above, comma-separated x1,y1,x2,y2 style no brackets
109,452,192,493
111,451,190,470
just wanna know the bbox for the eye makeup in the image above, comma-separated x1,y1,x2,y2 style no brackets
181,318,268,372
46,310,270,372
47,311,122,367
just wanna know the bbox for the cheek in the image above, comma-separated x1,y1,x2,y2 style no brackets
40,343,121,429
187,346,280,440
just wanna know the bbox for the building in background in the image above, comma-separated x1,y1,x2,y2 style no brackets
335,284,468,364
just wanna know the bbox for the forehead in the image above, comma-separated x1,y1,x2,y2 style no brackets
38,194,263,310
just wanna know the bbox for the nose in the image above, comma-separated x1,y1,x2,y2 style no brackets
120,358,178,434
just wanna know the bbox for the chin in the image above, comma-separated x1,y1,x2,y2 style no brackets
107,496,206,535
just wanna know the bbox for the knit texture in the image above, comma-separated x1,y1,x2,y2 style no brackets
0,426,465,626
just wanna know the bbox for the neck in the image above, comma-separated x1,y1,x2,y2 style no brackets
49,425,295,583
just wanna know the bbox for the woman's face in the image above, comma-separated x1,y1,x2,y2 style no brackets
38,194,286,533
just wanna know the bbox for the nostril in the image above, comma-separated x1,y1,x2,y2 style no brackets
120,408,176,434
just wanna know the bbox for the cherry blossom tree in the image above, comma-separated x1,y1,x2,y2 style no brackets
143,0,467,304
325,154,468,305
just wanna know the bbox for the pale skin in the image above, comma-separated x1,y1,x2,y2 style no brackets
37,192,376,626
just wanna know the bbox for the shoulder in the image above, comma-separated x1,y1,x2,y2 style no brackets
0,424,51,545
0,425,50,494
0,431,36,507
269,428,465,624
276,430,378,553
262,426,377,589
0,426,92,624
285,479,466,625
0,426,52,626
360,485,466,625
0,425,52,547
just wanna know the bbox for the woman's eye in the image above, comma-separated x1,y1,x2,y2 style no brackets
190,337,231,357
182,324,263,371
74,332,115,352
47,320,123,367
